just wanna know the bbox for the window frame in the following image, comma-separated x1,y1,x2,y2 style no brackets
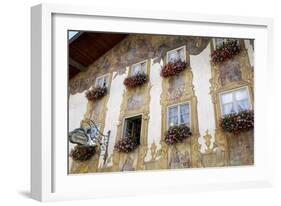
166,45,186,64
129,60,148,76
122,114,143,141
166,101,191,128
219,86,252,117
213,38,240,49
94,73,110,88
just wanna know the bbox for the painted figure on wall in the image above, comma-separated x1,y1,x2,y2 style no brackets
219,59,242,86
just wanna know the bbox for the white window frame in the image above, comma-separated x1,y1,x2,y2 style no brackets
166,101,191,128
166,45,186,64
94,73,110,88
219,86,252,117
130,60,148,76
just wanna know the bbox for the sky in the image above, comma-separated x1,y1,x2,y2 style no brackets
68,31,78,39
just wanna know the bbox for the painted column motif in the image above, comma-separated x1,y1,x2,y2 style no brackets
209,40,254,166
160,50,201,169
112,63,151,171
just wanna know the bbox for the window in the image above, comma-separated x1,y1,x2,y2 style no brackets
95,74,109,88
167,46,186,63
123,115,142,144
167,102,190,127
214,38,239,49
219,87,251,116
130,60,147,76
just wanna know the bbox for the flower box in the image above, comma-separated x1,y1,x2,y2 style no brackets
123,73,148,88
220,110,254,135
70,145,96,161
164,125,192,145
114,137,139,153
211,40,241,64
161,60,187,78
85,86,107,101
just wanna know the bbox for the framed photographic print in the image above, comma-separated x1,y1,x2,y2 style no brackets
31,3,274,201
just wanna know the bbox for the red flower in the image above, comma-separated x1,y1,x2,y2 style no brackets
220,110,254,135
123,73,148,88
85,86,107,101
211,40,241,64
161,60,187,78
164,125,192,145
114,137,139,153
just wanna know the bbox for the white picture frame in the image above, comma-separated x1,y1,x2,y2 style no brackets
31,3,274,202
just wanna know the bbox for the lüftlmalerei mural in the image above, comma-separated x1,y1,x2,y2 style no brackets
68,31,254,174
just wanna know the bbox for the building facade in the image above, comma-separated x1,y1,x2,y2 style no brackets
68,34,254,173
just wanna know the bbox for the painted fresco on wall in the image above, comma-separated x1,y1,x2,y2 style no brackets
168,75,185,101
228,131,254,166
69,34,208,94
127,92,144,111
219,59,242,86
168,144,191,169
68,31,255,174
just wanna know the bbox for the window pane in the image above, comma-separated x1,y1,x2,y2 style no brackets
169,106,178,116
222,103,235,115
180,104,189,125
221,92,233,104
169,116,178,126
235,89,248,101
180,112,189,125
237,99,249,111
140,62,146,73
131,64,142,75
178,48,185,62
180,104,189,114
168,106,178,126
168,50,179,62
97,78,104,87
125,121,133,137
215,38,225,48
102,77,107,87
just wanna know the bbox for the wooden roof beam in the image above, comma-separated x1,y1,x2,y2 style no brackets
69,58,88,72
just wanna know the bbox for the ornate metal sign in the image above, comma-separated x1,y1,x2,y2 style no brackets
68,120,111,164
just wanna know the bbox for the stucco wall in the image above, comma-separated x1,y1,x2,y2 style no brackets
145,60,163,161
98,69,128,167
191,43,216,153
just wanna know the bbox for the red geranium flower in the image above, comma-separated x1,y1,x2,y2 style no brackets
123,73,148,88
220,110,254,135
164,125,192,145
161,60,187,78
211,40,241,64
85,86,107,101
